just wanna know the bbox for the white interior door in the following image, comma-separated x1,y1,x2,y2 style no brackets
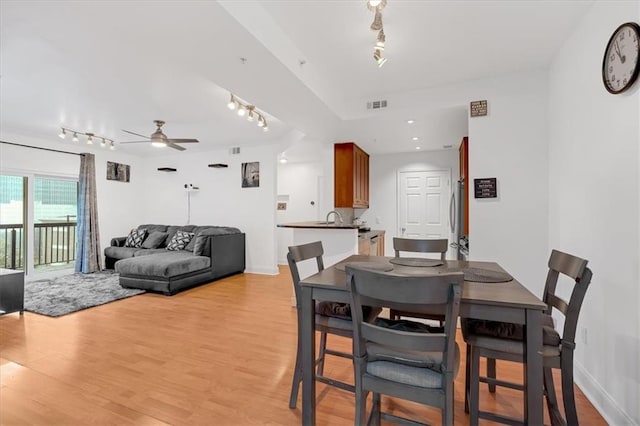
398,170,451,240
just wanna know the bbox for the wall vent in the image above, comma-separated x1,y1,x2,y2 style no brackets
366,99,388,110
230,147,241,155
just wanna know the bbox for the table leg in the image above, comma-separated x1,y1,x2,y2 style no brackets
524,309,543,425
301,286,316,426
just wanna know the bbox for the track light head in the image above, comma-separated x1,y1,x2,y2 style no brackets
237,105,246,117
86,134,93,144
227,94,237,110
373,49,387,67
59,128,66,139
109,141,115,150
72,132,79,142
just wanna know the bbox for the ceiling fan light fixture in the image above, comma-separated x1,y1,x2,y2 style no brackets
152,141,167,148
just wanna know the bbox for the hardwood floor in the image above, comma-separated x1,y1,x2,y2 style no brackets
0,267,606,425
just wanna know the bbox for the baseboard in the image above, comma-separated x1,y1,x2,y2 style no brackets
244,266,280,275
574,361,637,425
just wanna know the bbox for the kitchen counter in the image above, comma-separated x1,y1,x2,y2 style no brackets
277,221,360,229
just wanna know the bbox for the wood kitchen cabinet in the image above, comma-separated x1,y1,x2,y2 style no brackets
334,142,369,208
459,137,469,237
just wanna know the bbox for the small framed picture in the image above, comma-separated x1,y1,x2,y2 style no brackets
106,161,130,182
277,202,287,211
241,162,260,188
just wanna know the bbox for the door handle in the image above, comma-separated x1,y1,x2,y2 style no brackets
401,227,406,236
449,192,456,233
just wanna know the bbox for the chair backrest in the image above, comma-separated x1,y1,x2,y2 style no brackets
543,249,593,349
287,241,324,307
393,237,448,260
346,266,462,374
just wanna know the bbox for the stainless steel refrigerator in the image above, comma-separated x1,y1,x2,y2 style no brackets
449,178,469,260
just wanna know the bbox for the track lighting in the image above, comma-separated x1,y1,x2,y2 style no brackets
226,93,269,131
367,0,389,67
58,127,115,149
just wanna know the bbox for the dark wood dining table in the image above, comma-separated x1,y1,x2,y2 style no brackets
298,255,548,425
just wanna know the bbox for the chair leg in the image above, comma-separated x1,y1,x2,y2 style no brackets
289,341,302,408
464,343,471,413
444,382,454,426
543,366,564,426
487,357,496,393
371,392,381,426
469,345,481,426
354,367,367,426
317,331,327,376
561,355,579,426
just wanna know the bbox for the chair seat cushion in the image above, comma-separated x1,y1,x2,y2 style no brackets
367,341,460,370
464,334,561,357
366,344,460,389
462,315,560,347
315,314,353,331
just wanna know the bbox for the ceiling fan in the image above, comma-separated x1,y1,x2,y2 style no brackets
120,120,199,151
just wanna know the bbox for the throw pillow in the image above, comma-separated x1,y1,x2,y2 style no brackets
166,231,194,251
124,229,147,248
184,234,197,252
141,231,168,249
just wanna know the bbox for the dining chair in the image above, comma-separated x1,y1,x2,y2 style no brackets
346,265,463,426
287,241,379,409
463,249,593,425
390,237,448,322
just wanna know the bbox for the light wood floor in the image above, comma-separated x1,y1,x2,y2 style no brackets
0,267,606,425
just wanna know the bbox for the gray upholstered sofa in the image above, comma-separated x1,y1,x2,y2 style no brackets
104,224,245,295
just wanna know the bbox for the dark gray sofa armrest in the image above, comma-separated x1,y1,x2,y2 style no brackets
201,233,245,277
111,237,127,247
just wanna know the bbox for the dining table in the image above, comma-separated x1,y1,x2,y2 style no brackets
298,254,548,426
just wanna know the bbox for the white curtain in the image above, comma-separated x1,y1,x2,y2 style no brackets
75,153,102,273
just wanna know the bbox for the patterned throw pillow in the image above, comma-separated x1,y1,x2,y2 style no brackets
124,229,147,248
166,231,194,251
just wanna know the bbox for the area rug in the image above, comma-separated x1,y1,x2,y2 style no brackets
24,270,145,317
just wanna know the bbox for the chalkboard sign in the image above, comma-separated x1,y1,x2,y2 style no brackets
474,178,497,198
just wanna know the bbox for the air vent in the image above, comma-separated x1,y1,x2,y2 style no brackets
230,147,241,155
443,145,453,149
366,99,388,110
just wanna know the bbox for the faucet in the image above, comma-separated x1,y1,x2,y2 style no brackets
325,210,343,225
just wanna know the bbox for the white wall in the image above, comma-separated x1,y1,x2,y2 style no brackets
0,132,146,274
137,144,279,275
360,149,459,257
276,161,323,264
548,2,640,424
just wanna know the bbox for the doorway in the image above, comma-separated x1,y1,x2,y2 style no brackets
397,169,454,256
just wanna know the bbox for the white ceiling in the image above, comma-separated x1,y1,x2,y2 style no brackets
0,0,594,158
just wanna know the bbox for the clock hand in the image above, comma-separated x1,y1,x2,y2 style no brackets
614,40,623,61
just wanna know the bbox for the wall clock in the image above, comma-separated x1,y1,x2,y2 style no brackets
602,22,640,94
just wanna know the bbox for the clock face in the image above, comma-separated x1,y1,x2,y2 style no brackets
602,22,640,94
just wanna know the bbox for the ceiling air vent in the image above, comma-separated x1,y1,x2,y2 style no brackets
366,99,388,110
230,147,241,155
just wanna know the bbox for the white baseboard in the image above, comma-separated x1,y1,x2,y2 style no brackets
574,361,637,425
244,266,280,275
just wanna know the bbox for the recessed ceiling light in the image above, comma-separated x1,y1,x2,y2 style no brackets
412,137,419,141
416,146,421,150
407,120,414,124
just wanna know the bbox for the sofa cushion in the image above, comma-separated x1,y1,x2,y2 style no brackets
167,231,194,251
124,229,147,248
142,231,168,249
165,225,197,246
137,224,168,234
193,227,242,256
105,246,140,260
116,252,211,278
133,248,168,256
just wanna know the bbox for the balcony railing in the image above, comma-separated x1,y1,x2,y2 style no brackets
0,222,77,270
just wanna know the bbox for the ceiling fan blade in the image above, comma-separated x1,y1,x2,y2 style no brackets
122,129,150,139
167,138,199,144
120,140,152,144
167,143,186,151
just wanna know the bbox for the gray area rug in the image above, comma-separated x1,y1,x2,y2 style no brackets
25,270,145,317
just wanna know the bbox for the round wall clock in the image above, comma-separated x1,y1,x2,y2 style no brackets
602,22,640,94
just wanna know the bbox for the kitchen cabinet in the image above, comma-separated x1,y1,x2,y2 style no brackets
459,137,469,237
334,142,369,208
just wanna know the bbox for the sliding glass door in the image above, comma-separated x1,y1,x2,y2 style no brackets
0,175,27,270
0,174,78,274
